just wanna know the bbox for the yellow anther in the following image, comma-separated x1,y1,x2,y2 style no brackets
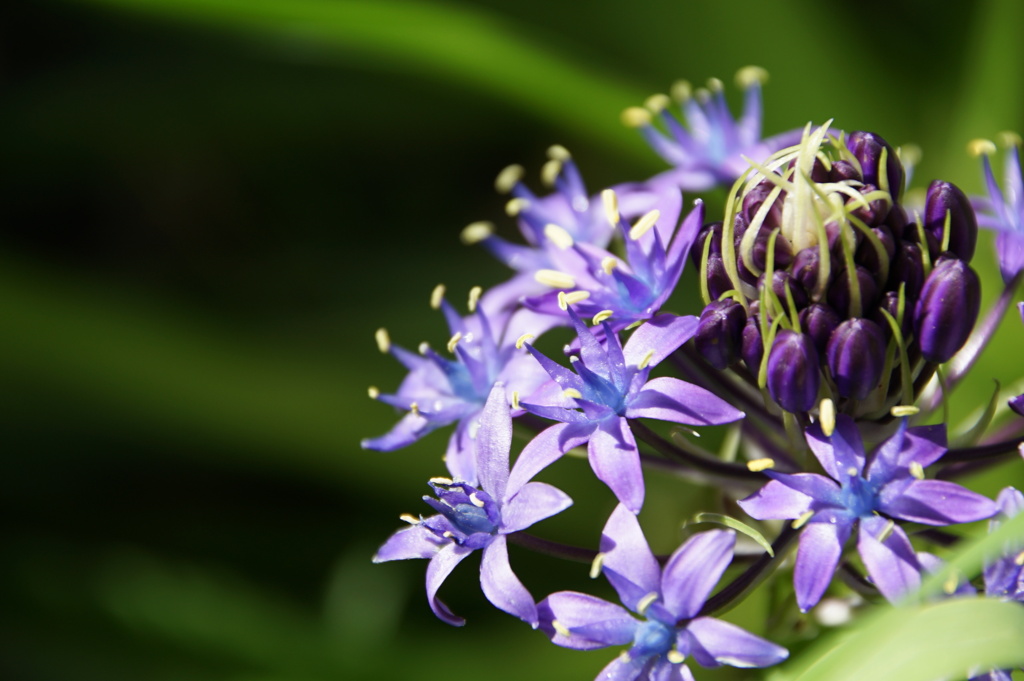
467,286,482,313
846,466,859,478
909,462,925,480
511,391,521,410
592,310,614,325
557,290,590,310
601,188,620,226
620,106,652,128
544,223,575,249
644,93,671,113
820,398,836,437
447,332,462,354
968,139,997,157
429,476,454,485
943,571,960,595
877,519,895,543
399,513,420,525
469,493,485,508
589,552,605,579
667,650,686,665
552,620,572,638
792,510,815,529
999,131,1022,148
890,405,920,417
747,458,775,472
735,65,768,89
515,333,535,350
629,209,661,240
637,349,656,370
495,163,524,193
636,591,659,615
601,256,619,275
375,328,391,354
505,197,531,216
670,79,692,102
541,159,562,188
898,144,922,168
563,388,583,400
706,77,724,92
409,402,420,415
547,144,571,161
460,221,493,244
1015,550,1024,566
694,88,710,103
367,386,380,399
430,284,445,310
443,531,455,539
535,269,577,289
417,341,430,355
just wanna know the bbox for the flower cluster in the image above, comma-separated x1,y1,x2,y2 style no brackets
365,67,1024,681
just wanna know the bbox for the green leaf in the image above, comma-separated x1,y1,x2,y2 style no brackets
688,512,774,556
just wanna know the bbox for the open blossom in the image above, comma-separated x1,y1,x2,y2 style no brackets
972,135,1024,283
538,505,787,681
622,66,803,192
373,385,572,627
738,416,997,611
361,294,551,484
516,307,743,513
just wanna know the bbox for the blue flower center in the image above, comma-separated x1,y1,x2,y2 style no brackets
446,503,499,536
632,619,674,657
839,473,879,518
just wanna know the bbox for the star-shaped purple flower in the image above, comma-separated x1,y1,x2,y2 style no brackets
738,416,998,612
362,296,551,484
973,136,1024,283
373,384,572,627
516,307,743,513
538,504,788,681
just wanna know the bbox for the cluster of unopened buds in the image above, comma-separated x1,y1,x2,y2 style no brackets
363,67,1024,681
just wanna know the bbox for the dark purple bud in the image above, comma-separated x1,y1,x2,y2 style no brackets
694,299,747,370
902,222,941,261
742,315,763,372
828,265,879,318
1010,394,1024,418
705,252,733,300
847,131,904,201
855,225,896,273
847,183,890,226
792,247,827,294
742,179,784,229
811,158,830,182
886,204,908,234
873,290,913,339
691,222,723,268
767,330,820,413
800,303,841,356
761,270,808,314
829,160,862,183
924,180,977,263
827,318,887,399
913,258,981,363
888,241,926,302
747,226,793,272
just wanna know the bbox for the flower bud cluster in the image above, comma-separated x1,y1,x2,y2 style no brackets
694,123,981,415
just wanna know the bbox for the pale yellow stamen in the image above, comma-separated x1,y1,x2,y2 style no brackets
706,77,724,92
547,144,571,161
374,328,391,354
909,462,925,480
636,591,659,615
999,131,1023,148
443,531,455,539
735,65,768,88
417,341,430,355
670,79,692,102
792,510,815,529
511,391,521,411
552,620,572,638
563,388,583,400
430,284,445,310
535,269,576,289
460,221,493,244
877,520,895,542
943,570,960,595
819,398,836,437
469,493,485,508
505,197,531,216
968,139,997,157
544,223,575,249
620,106,652,128
891,405,920,417
447,332,462,354
602,188,620,226
644,93,671,113
747,458,775,472
667,650,686,665
495,163,524,193
637,349,656,370
399,513,420,525
589,552,605,579
557,290,590,310
1015,550,1024,566
467,286,482,313
601,256,619,275
367,386,380,399
629,209,661,240
592,310,614,325
409,402,420,415
515,333,535,349
429,476,453,485
541,159,562,188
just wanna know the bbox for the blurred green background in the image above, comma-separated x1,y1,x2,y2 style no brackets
3,1,1024,680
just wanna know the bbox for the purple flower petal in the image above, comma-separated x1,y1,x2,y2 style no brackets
443,420,477,484
600,503,662,610
805,415,865,480
361,410,432,451
506,421,593,499
738,479,815,520
623,314,698,369
425,542,474,626
650,658,695,681
501,482,573,533
686,617,789,668
475,384,512,500
537,591,637,650
881,479,997,525
372,523,444,562
794,519,853,612
996,486,1024,518
626,377,744,426
868,422,948,482
479,535,537,627
595,653,651,681
858,516,921,603
661,530,735,619
590,417,645,514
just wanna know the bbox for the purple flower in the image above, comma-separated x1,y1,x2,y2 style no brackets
522,196,703,333
623,67,803,192
738,416,997,611
538,504,788,681
373,385,572,627
972,135,1024,283
362,295,551,484
516,307,743,513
